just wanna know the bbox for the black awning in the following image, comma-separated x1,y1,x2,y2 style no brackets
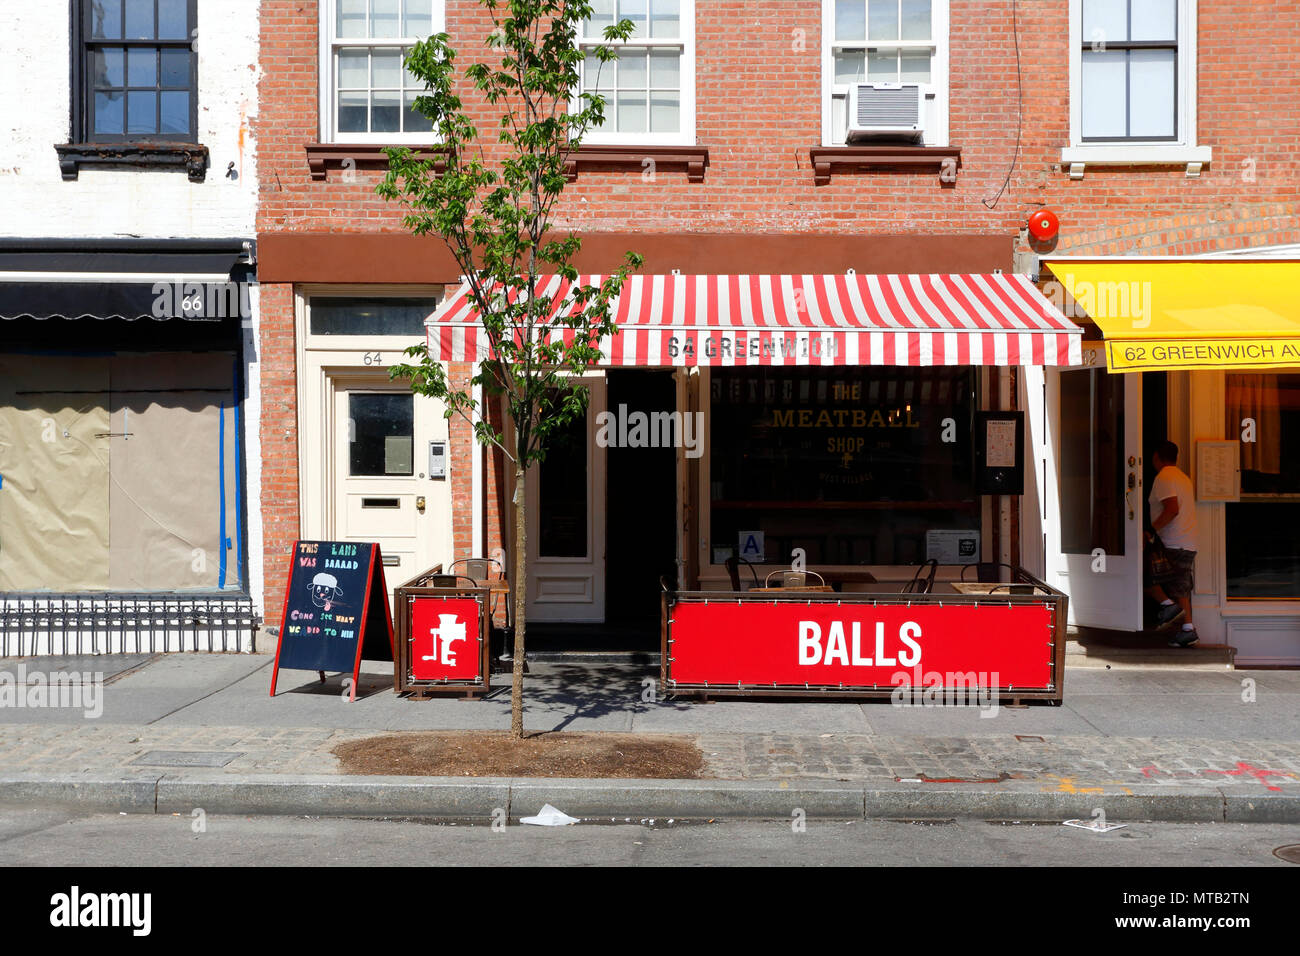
0,239,254,321
0,279,251,321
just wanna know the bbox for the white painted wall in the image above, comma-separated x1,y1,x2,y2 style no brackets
0,1,259,239
0,2,265,649
1020,364,1047,581
241,286,265,642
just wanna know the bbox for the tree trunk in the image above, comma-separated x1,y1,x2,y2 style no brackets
510,463,527,738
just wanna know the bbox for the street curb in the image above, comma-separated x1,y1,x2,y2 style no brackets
0,772,163,814
507,779,866,820
863,786,1228,823
1222,791,1300,823
3,773,1299,823
155,774,513,819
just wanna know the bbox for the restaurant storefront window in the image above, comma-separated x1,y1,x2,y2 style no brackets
709,366,977,566
1225,372,1300,598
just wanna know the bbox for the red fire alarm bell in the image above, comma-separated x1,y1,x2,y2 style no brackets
1028,209,1059,241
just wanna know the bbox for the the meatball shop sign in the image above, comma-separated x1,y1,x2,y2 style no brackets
270,541,395,700
665,597,1059,698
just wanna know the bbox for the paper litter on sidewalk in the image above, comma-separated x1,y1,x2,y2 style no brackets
1062,819,1127,833
520,804,580,826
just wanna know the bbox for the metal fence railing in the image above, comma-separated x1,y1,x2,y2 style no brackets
0,593,260,656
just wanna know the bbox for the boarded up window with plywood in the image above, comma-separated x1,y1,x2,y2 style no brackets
0,352,242,593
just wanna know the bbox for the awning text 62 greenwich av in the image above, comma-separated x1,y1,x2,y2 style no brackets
1046,259,1300,372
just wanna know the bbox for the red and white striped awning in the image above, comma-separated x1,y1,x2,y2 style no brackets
427,273,1083,367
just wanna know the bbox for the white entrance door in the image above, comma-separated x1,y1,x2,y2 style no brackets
1045,355,1144,630
331,377,451,601
524,376,607,622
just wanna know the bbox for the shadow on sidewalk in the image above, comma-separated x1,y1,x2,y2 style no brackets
487,662,693,731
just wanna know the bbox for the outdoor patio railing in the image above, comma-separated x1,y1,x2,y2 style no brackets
0,593,260,656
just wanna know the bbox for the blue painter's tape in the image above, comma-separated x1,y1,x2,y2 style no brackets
232,357,244,587
218,401,228,590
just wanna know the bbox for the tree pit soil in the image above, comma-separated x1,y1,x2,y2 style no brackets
333,731,704,779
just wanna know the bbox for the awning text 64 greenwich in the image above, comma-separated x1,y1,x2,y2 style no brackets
426,273,1084,368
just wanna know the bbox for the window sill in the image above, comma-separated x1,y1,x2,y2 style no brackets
808,145,960,186
1060,145,1213,179
55,142,209,182
305,143,446,181
564,145,710,183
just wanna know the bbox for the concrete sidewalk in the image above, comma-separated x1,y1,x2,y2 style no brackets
1,654,1298,822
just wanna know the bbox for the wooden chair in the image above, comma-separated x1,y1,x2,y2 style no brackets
987,582,1036,596
763,569,827,589
449,557,505,586
900,559,938,595
724,556,760,591
449,557,512,660
430,574,478,589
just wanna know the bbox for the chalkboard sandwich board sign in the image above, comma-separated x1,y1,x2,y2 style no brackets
270,541,395,701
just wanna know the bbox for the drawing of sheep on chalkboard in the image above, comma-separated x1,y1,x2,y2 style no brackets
309,572,344,612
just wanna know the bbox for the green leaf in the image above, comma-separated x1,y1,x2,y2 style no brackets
376,1,641,469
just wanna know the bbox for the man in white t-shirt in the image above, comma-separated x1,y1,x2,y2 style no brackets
1144,440,1199,646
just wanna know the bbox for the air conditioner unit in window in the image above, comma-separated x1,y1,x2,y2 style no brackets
846,83,924,142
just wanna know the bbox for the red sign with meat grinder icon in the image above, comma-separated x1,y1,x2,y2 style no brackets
410,597,484,682
395,584,493,699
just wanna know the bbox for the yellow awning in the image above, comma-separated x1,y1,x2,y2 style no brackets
1044,259,1300,372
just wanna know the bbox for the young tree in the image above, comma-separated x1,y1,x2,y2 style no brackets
378,0,641,737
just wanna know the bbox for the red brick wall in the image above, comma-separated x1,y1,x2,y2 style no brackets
255,0,1300,615
259,1,1300,242
1027,0,1300,256
257,282,301,619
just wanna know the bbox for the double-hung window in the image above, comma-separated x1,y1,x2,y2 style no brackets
822,0,949,147
577,0,696,145
76,0,197,142
322,0,442,142
1064,0,1209,175
1081,0,1179,140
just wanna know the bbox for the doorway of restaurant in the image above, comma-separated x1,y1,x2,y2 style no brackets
1044,358,1144,630
603,369,678,649
1140,371,1169,629
524,374,608,622
1141,371,1169,517
523,370,676,653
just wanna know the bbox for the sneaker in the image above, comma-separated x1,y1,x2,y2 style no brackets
1156,603,1185,627
1168,629,1199,648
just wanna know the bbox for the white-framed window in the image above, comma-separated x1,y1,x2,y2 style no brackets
821,0,949,147
1063,0,1210,176
577,0,696,146
320,0,444,143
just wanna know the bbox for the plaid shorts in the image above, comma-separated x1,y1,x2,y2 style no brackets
1151,548,1196,599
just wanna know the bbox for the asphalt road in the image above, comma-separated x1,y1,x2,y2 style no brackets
2,808,1298,867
